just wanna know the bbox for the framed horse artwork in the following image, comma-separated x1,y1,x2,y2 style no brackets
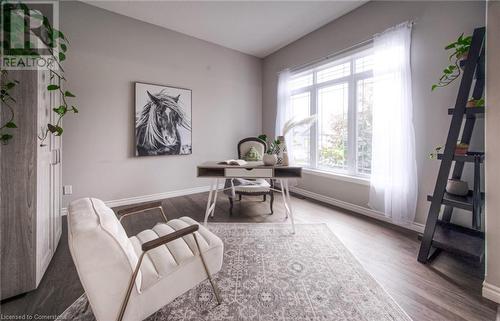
135,82,192,156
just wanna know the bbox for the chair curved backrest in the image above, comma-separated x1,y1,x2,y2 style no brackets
238,137,266,159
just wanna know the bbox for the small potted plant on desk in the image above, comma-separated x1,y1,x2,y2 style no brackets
258,134,279,166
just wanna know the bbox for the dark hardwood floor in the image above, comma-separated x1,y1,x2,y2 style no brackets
1,192,497,320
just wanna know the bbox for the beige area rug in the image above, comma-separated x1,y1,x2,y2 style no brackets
58,223,411,321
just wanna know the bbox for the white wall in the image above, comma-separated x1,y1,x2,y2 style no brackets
483,0,500,305
60,2,262,207
262,1,486,225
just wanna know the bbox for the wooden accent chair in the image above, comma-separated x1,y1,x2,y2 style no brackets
67,198,223,321
225,137,274,215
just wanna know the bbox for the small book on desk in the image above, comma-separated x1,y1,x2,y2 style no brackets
218,159,247,166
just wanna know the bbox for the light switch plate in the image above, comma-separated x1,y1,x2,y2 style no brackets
63,185,72,195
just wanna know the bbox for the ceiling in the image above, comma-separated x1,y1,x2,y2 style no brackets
84,1,367,58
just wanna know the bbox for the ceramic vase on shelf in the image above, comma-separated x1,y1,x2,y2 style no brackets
275,135,288,165
446,179,469,196
263,153,277,166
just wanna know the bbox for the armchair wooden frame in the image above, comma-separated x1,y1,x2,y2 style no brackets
117,201,168,223
115,203,221,321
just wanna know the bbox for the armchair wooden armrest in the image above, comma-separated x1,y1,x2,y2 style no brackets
116,201,167,222
141,225,199,252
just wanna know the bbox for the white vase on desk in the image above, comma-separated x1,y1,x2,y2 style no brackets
263,154,277,166
275,135,287,165
282,152,289,166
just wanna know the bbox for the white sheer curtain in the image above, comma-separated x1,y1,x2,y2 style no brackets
275,69,295,163
368,22,418,224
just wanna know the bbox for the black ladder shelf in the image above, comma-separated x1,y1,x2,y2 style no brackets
417,27,486,264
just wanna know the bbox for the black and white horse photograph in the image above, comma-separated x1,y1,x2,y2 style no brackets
135,82,192,156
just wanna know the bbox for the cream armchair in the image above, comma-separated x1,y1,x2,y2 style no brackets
67,198,223,321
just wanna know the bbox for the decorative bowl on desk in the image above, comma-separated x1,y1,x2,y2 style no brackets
263,154,277,166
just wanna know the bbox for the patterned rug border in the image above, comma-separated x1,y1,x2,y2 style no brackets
207,222,412,321
59,222,413,321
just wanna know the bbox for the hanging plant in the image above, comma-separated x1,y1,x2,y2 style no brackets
0,1,78,145
0,70,19,143
431,33,472,91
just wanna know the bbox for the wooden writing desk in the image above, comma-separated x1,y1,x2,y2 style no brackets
197,161,302,233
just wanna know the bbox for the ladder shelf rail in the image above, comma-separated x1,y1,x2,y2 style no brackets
418,27,485,263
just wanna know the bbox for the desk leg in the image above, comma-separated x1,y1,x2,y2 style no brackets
204,178,218,226
279,179,288,219
211,178,220,218
284,180,295,234
279,179,295,233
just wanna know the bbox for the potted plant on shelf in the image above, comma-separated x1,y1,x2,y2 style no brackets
455,143,469,156
466,97,485,108
429,143,470,159
432,33,472,91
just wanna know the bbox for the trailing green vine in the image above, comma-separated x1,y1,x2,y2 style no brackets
0,70,19,143
0,0,78,145
432,33,472,91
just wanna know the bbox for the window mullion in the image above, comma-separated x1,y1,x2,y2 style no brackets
310,75,318,169
347,61,357,175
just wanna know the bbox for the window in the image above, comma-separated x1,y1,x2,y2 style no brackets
289,47,374,177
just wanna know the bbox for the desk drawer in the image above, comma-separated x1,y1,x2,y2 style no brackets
225,167,273,178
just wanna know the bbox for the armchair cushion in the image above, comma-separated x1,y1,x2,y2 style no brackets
129,217,223,291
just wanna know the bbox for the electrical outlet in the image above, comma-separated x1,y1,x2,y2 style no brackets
63,185,73,195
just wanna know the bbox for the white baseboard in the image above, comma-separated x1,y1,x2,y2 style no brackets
61,184,224,216
291,186,425,233
61,184,424,234
483,281,500,304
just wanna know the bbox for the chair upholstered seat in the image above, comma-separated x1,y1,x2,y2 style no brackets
229,178,271,193
68,198,223,321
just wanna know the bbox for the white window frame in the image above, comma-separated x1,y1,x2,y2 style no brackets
289,45,374,179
